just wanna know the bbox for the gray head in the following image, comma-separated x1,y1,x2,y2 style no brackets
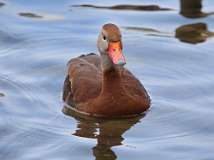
97,23,126,66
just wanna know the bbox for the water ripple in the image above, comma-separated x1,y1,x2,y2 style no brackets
1,0,214,159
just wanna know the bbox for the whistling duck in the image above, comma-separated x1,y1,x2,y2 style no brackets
63,23,150,117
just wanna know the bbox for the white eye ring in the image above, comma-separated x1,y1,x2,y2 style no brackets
103,35,106,41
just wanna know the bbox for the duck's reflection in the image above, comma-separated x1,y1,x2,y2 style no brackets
175,23,214,44
124,23,214,44
180,0,214,18
178,0,214,43
63,107,144,160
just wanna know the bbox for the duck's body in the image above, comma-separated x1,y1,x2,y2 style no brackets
63,24,150,117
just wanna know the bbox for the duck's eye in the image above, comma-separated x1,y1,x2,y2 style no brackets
103,35,106,40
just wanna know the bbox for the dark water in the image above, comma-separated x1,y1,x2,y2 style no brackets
1,0,214,159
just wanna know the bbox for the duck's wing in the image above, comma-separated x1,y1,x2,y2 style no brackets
67,53,101,69
63,53,102,106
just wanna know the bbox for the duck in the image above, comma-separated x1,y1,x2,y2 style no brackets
63,23,150,117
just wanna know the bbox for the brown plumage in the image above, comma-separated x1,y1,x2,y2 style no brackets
63,23,150,117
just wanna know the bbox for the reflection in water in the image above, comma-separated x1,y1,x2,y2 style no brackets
0,2,5,7
124,26,161,33
0,92,5,97
124,23,214,44
176,23,214,44
72,4,172,11
19,12,43,19
124,26,172,38
18,12,64,21
63,107,144,160
180,0,214,18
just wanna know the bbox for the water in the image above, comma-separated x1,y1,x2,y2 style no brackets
0,0,214,159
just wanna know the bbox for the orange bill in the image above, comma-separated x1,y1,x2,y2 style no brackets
107,41,126,65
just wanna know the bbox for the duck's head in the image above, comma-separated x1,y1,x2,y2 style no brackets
97,23,126,66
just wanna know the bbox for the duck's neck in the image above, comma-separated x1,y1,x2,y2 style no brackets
101,54,120,93
101,54,115,72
